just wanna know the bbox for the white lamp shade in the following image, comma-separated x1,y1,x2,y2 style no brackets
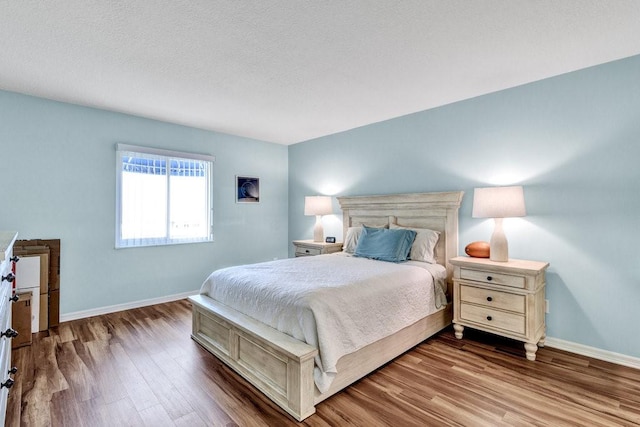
304,196,332,216
472,186,526,219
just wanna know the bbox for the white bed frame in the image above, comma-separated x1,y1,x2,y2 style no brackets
189,191,464,421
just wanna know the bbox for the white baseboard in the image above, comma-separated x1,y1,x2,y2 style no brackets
60,290,199,323
546,337,640,370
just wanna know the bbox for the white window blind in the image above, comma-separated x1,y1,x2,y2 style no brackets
115,144,215,248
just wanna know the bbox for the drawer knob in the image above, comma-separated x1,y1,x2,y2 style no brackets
486,276,493,281
9,294,19,303
305,249,310,253
1,378,14,389
10,256,19,263
486,316,493,321
486,296,493,302
1,328,18,339
2,273,15,283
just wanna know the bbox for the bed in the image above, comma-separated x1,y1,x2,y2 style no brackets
189,191,463,421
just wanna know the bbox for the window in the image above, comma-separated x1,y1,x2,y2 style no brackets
115,144,215,248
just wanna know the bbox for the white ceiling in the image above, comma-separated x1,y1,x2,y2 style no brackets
2,1,640,145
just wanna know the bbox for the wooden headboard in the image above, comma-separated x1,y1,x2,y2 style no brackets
337,191,464,282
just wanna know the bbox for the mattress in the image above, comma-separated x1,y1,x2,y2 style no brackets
199,253,447,392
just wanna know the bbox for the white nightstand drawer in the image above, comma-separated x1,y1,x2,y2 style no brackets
459,285,525,314
460,268,525,289
295,246,322,257
460,303,525,335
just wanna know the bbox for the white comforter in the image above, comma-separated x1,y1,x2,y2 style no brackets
199,253,447,393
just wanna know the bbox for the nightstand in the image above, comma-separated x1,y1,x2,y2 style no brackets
292,240,343,257
450,256,549,361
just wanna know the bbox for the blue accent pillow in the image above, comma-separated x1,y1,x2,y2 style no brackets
354,225,417,262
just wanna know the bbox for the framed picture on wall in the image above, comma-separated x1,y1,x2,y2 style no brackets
236,176,260,203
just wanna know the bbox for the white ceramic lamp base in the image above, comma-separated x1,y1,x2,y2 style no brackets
489,217,509,262
313,215,324,242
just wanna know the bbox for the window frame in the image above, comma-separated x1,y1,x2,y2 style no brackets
115,143,216,249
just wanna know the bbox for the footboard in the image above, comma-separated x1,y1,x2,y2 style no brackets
189,294,318,421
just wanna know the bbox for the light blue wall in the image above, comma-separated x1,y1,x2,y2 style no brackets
0,90,289,314
289,55,640,358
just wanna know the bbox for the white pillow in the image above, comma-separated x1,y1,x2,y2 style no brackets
342,224,389,254
342,226,363,254
389,224,440,264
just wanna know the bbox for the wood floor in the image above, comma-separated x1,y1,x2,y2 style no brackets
5,299,640,426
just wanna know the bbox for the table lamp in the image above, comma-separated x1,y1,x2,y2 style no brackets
304,196,332,242
472,186,526,262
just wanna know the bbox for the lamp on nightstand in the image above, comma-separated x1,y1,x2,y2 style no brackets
304,196,332,242
472,186,526,262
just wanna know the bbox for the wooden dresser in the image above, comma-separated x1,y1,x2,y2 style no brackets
0,231,18,424
450,256,549,361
